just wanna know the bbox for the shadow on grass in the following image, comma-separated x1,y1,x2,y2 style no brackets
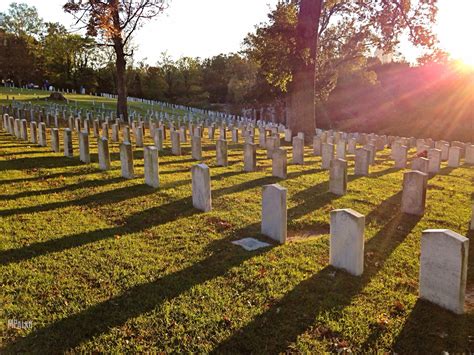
1,233,273,353
0,183,154,218
0,168,103,185
392,229,474,353
0,150,48,157
0,155,85,171
0,176,124,200
213,192,421,353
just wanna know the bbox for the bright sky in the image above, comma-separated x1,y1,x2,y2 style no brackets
1,0,472,66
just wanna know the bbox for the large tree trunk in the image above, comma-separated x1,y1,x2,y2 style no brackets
287,0,324,140
115,43,128,122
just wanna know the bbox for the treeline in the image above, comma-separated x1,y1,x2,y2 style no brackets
1,2,473,141
0,3,279,112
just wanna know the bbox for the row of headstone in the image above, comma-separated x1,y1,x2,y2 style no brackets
2,113,472,316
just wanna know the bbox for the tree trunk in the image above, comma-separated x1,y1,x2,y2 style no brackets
115,43,128,122
287,0,324,141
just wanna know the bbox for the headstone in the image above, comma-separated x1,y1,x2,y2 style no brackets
336,140,346,160
330,208,365,276
354,148,370,176
192,135,202,160
93,120,100,137
216,139,228,166
411,157,429,174
272,148,287,179
313,136,322,156
231,128,239,143
292,136,304,165
401,170,427,216
464,144,474,165
440,143,450,161
447,146,461,167
321,143,335,169
171,131,181,155
266,136,279,159
244,143,257,172
419,229,469,314
51,128,60,152
123,126,131,143
261,184,287,244
394,145,408,168
111,123,119,142
135,126,144,147
98,137,111,170
192,163,212,212
154,127,164,150
79,131,90,163
144,146,159,188
120,142,134,179
29,121,37,144
365,143,376,164
63,128,73,157
38,122,47,146
428,148,442,174
232,238,271,251
20,119,27,140
347,138,357,154
329,158,347,196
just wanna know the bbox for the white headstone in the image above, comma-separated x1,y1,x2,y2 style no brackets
192,163,212,212
79,131,90,163
261,184,287,244
292,136,304,165
144,146,159,188
63,128,73,158
216,139,228,166
192,135,202,160
419,229,469,314
244,143,257,172
272,148,287,179
329,158,347,196
330,208,365,276
120,142,134,179
401,170,427,216
98,137,111,170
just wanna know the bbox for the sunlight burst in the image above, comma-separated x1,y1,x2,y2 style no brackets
437,0,474,67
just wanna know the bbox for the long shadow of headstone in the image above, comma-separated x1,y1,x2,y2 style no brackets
212,192,421,353
1,232,273,353
392,229,474,353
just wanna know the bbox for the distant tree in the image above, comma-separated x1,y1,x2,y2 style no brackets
64,0,168,121
42,23,103,90
0,30,40,85
247,0,439,137
0,2,44,38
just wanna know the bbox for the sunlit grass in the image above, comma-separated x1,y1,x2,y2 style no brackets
0,97,473,352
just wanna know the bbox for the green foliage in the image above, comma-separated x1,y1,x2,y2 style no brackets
0,2,44,38
245,0,439,102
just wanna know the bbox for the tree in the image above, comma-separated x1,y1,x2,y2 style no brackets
42,23,103,91
247,0,439,138
0,2,44,38
63,0,168,121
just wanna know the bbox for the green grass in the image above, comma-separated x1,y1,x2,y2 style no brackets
0,98,473,353
0,87,185,118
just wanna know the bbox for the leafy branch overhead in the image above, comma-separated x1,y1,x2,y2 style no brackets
245,0,439,100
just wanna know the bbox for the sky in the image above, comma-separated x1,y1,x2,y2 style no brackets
0,0,472,66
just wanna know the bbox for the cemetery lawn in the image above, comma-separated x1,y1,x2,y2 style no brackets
1,128,473,353
0,87,182,116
